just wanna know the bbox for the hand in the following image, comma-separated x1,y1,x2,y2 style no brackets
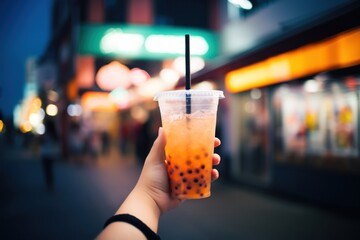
136,127,222,214
99,127,222,238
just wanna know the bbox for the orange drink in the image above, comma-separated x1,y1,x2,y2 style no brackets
155,90,224,199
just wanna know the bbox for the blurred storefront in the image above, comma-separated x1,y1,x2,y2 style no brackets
186,0,360,209
37,0,220,160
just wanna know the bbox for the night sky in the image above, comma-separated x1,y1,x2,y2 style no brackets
0,0,52,118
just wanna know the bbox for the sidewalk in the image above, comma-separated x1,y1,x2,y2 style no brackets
1,146,360,240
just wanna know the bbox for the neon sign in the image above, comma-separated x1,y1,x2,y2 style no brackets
78,24,218,59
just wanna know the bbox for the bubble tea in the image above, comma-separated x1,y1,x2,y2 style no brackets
155,90,224,199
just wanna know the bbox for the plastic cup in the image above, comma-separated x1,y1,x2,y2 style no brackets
154,89,224,199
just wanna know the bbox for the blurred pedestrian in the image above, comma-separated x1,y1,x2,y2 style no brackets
40,120,59,192
119,119,131,156
68,122,84,163
101,130,110,155
135,120,152,164
89,130,102,159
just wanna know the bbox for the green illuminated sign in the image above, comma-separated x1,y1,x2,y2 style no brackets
77,24,218,59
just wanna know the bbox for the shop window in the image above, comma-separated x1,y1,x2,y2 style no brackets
272,73,360,173
236,88,270,182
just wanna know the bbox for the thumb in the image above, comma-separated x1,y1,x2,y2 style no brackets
146,127,166,164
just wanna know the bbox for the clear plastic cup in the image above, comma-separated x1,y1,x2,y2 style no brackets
154,90,224,199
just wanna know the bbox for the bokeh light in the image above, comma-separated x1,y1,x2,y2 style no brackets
67,104,83,117
96,61,131,91
46,104,58,116
129,68,150,86
0,120,4,133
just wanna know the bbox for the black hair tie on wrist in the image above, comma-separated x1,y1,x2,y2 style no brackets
103,214,160,240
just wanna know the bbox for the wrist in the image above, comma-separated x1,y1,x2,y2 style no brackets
103,214,160,240
116,184,161,233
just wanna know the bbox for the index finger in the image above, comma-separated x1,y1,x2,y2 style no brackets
214,137,221,148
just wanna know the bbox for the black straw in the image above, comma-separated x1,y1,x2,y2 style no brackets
185,34,191,90
185,34,191,114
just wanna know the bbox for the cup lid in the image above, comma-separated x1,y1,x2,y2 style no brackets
154,89,225,101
